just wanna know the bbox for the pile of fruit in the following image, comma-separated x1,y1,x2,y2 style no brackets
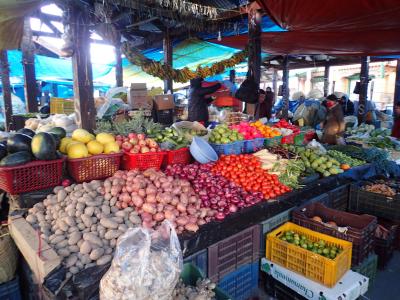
327,150,365,167
364,183,396,197
151,127,188,150
115,133,160,154
250,121,281,138
230,122,263,140
212,154,291,200
280,230,342,259
273,119,300,135
60,130,120,159
208,124,244,144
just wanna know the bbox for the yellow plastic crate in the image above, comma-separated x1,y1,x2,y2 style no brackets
266,222,352,287
50,98,75,115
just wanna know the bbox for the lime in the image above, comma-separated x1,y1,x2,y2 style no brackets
294,240,300,245
301,235,307,240
314,243,319,248
281,237,287,241
322,248,329,255
317,249,323,254
329,253,336,259
301,243,308,249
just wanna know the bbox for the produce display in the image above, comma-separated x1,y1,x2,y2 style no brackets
250,121,281,138
166,163,263,220
273,119,300,136
151,127,188,149
115,133,161,153
103,169,214,233
173,278,217,300
327,150,365,167
279,230,342,259
25,114,78,135
208,124,244,144
25,181,142,278
212,154,291,200
329,145,389,162
346,123,375,135
60,129,120,159
230,122,263,140
363,183,396,197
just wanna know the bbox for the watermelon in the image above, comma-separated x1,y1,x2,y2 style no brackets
0,151,32,167
31,132,57,160
7,133,32,153
17,128,35,138
48,127,67,139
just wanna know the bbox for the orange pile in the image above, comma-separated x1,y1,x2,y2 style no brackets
251,121,281,138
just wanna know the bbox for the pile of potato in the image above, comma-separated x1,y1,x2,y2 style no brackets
26,180,141,278
173,278,217,300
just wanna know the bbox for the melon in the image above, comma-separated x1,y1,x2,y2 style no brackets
31,132,58,160
72,129,94,144
59,137,73,154
67,143,88,159
87,140,104,155
103,141,120,154
96,132,115,145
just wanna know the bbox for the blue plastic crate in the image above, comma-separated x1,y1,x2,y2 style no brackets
244,138,265,153
183,249,208,277
210,141,244,155
0,276,21,300
217,261,259,300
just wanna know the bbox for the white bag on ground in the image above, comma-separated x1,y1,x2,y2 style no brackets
100,221,182,300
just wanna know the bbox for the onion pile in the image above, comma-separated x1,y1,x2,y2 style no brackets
166,163,263,221
102,169,215,234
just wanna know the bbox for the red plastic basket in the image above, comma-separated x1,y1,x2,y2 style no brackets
67,153,122,183
0,158,65,194
122,151,166,171
163,148,192,167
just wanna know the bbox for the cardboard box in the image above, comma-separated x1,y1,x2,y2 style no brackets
154,94,174,110
131,96,153,110
130,83,147,90
130,90,148,97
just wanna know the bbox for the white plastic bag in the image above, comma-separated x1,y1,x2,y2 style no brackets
306,139,327,154
100,221,182,300
97,87,129,119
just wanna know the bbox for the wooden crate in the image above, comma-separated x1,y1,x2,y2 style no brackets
8,215,61,283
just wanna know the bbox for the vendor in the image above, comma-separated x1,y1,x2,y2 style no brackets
188,78,221,124
392,102,400,138
321,94,345,144
339,95,355,116
257,88,275,119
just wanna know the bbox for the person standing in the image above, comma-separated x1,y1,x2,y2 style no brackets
339,95,355,116
257,88,275,119
321,94,345,144
392,102,400,138
188,78,221,123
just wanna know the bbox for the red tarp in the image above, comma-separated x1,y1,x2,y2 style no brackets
257,0,400,32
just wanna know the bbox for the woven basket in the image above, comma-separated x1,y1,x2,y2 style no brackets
0,225,18,284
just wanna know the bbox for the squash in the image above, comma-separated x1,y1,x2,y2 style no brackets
48,127,66,139
7,133,32,153
0,151,32,167
31,132,57,160
17,128,35,138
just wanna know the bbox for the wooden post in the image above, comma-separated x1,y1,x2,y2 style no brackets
281,56,290,119
323,62,330,97
358,56,370,124
394,59,400,112
115,33,123,87
0,51,12,131
163,29,173,94
70,6,96,131
229,69,235,83
272,68,278,103
22,20,38,113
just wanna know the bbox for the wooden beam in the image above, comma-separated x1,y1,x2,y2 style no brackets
152,18,166,32
358,56,369,124
32,11,63,23
37,12,63,37
0,51,12,131
126,17,159,29
70,6,96,131
163,29,173,94
229,70,236,83
323,62,330,97
272,68,278,103
115,33,123,87
281,56,290,120
22,20,38,113
31,30,110,45
394,60,400,111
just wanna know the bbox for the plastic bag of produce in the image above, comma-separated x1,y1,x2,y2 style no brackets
307,139,327,154
97,87,130,119
99,220,182,300
172,121,209,141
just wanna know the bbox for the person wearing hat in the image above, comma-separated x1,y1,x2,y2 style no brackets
321,94,345,144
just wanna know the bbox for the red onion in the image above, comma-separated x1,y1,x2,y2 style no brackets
215,212,225,221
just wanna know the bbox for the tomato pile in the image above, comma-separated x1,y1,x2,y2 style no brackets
212,154,291,200
273,119,300,134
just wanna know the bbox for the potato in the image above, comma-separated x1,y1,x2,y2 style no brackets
81,215,93,228
112,216,124,224
98,229,106,239
68,231,82,245
26,214,37,224
90,248,105,260
83,233,103,247
55,239,68,249
76,203,85,212
105,247,113,255
68,226,79,233
80,254,92,265
96,255,112,266
57,220,69,232
118,224,128,232
110,239,117,248
58,249,70,257
80,240,92,254
69,266,79,274
100,218,118,229
101,205,111,215
69,245,79,253
84,206,95,217
85,263,96,269
51,235,64,244
77,240,84,248
105,230,122,240
57,189,67,202
90,224,97,232
129,214,141,225
65,255,78,268
77,222,85,231
86,200,102,207
75,261,84,270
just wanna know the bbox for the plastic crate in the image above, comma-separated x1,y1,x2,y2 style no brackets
67,153,122,183
155,109,173,125
266,222,352,287
292,202,377,267
163,147,192,167
302,193,330,208
122,151,166,171
260,208,293,257
0,158,64,194
208,224,260,281
329,184,349,211
243,138,265,153
375,221,396,270
217,261,259,300
281,132,302,145
265,275,306,300
183,249,208,277
50,98,75,115
352,254,378,286
349,183,400,222
0,276,21,300
264,136,282,147
209,141,244,156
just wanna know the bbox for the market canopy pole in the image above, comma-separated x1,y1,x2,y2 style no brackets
0,51,12,131
323,62,330,97
70,5,96,131
115,32,123,87
22,19,38,113
163,28,173,94
272,68,278,103
281,55,289,119
358,56,369,124
394,60,400,110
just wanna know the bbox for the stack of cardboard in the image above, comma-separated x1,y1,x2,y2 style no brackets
153,94,174,111
129,83,153,110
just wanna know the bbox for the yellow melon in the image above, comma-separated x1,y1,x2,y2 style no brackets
72,129,94,144
96,132,115,145
67,143,89,159
103,141,120,154
87,140,104,155
59,137,73,154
